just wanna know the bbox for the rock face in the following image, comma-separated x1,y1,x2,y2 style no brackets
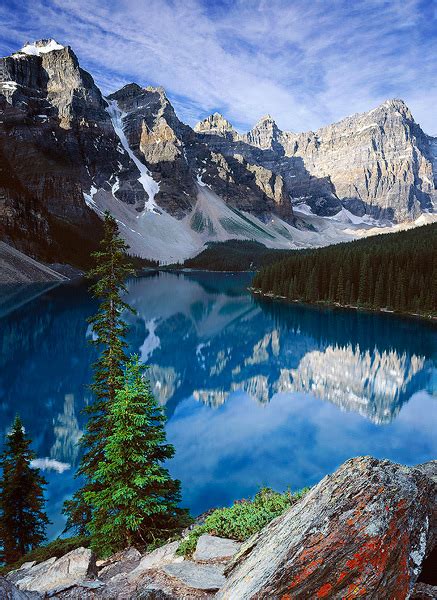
217,457,437,599
196,101,436,222
0,39,111,265
1,39,436,267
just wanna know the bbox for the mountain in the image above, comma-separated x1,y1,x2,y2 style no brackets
0,40,436,266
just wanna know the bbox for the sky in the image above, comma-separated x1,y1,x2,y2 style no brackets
0,0,436,133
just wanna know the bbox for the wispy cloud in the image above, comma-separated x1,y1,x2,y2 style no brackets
0,0,436,133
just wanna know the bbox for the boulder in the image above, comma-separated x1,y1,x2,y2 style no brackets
15,547,97,594
217,457,437,599
163,562,225,591
98,547,142,580
411,582,437,599
193,535,241,563
128,542,183,581
7,558,57,585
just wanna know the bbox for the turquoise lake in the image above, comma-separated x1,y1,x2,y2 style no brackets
0,271,436,539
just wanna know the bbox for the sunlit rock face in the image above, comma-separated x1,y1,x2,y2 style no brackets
275,344,428,424
231,375,270,404
196,100,436,222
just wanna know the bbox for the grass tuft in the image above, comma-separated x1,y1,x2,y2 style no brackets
177,486,309,558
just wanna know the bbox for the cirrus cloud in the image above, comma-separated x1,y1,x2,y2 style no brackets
0,0,435,133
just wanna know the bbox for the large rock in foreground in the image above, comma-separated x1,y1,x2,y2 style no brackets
217,457,436,599
10,547,96,595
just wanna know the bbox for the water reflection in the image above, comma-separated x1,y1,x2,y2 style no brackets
126,273,434,424
0,271,435,536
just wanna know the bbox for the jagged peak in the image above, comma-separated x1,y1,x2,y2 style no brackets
379,98,413,118
109,83,171,105
254,114,276,127
194,112,236,134
16,39,64,56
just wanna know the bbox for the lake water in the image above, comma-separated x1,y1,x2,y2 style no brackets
0,271,436,539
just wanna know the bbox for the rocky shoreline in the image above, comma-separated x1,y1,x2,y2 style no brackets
251,288,437,322
1,456,436,599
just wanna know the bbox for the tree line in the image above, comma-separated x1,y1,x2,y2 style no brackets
0,213,189,564
253,223,437,316
177,240,288,271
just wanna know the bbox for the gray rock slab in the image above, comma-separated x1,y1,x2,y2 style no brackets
128,542,182,581
16,547,96,594
8,558,57,585
193,535,241,563
0,576,41,599
163,561,225,591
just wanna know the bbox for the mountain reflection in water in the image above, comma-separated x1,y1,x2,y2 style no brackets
0,271,435,537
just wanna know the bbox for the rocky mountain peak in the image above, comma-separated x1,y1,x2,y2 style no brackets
245,113,281,150
379,98,413,120
255,114,276,126
109,82,143,102
194,112,237,137
16,39,65,56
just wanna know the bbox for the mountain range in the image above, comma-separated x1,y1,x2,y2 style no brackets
0,39,436,265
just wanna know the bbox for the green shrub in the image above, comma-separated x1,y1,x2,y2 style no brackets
177,487,309,558
0,536,89,575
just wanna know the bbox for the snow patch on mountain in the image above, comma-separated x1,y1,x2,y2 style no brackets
105,99,160,210
19,39,64,56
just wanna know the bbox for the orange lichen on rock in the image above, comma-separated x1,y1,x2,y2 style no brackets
316,582,333,597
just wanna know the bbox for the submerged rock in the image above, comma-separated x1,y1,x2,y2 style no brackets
217,457,436,599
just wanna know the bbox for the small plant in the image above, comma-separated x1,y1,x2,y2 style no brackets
177,486,309,558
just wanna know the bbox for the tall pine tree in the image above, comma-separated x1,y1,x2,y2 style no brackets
85,356,189,556
0,416,49,563
64,212,135,533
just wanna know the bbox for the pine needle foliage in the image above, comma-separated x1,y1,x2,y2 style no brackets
0,416,50,564
63,212,135,533
85,356,190,557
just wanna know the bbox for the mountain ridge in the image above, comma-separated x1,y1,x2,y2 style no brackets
0,39,435,265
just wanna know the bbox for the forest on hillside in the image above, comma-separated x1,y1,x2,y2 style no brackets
178,240,287,271
252,223,437,317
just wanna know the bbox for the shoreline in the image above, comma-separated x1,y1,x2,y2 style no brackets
251,288,437,323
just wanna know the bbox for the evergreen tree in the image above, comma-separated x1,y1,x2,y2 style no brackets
336,267,345,305
357,254,369,306
0,416,49,563
254,223,436,317
64,212,135,533
85,356,189,556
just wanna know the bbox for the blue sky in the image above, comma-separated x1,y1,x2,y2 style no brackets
0,0,436,133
